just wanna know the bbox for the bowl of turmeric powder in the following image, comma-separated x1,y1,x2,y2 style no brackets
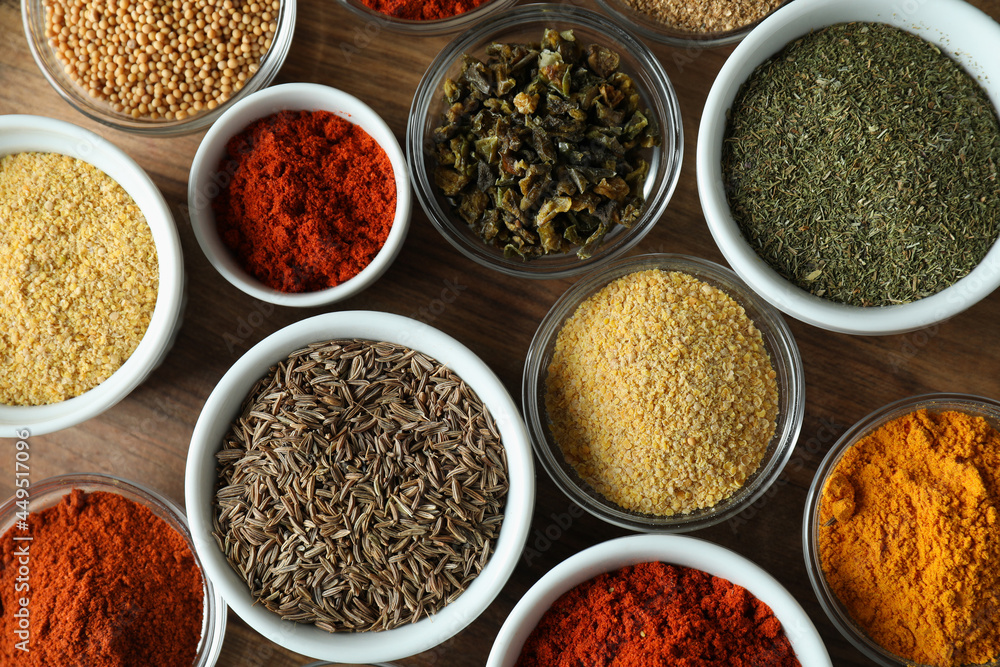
804,393,1000,667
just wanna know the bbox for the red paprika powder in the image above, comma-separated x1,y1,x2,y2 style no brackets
356,0,491,21
213,109,396,293
0,489,204,666
516,561,801,667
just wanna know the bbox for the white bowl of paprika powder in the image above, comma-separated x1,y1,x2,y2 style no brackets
187,83,411,308
488,534,831,666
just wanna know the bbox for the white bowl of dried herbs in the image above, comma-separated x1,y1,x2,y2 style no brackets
185,311,535,663
697,0,1000,335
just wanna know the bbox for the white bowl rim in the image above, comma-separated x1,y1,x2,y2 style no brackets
187,82,411,307
696,0,1000,335
487,533,832,666
185,310,534,662
0,114,185,437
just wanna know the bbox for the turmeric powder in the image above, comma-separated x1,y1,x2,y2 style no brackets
818,408,1000,667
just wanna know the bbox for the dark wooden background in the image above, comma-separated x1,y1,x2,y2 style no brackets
2,0,1000,664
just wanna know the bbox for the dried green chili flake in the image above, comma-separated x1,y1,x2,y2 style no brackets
432,29,661,260
722,22,1000,307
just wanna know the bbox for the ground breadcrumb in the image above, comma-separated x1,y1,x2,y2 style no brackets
621,0,784,34
545,269,778,516
0,152,158,406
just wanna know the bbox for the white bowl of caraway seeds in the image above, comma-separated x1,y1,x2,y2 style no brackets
0,115,185,437
185,311,534,663
698,0,1000,335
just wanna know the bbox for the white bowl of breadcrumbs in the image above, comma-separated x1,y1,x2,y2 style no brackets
523,253,804,532
0,115,184,437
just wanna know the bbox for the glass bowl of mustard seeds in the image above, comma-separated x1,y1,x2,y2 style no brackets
0,115,185,437
0,473,226,666
523,253,804,532
804,393,1000,667
21,0,296,135
406,3,683,279
697,0,1000,335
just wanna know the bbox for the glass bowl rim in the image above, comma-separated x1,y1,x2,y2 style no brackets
335,0,520,35
0,471,227,666
405,2,684,279
522,252,805,532
592,0,790,47
20,0,297,136
802,392,1000,667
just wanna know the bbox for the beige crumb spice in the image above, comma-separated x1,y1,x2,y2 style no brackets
0,152,158,406
43,0,281,121
545,269,778,516
622,0,784,33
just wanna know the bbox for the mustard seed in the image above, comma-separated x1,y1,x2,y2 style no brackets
545,269,779,516
43,0,281,121
0,152,158,406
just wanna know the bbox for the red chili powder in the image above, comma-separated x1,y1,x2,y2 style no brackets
212,109,396,293
356,0,492,20
516,561,801,666
0,489,204,666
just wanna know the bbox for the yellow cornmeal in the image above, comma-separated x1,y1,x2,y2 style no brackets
0,152,158,406
545,269,778,516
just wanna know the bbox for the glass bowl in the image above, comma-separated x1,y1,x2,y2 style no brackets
0,115,185,437
803,393,1000,667
697,0,1000,335
523,253,804,532
21,0,296,135
594,0,789,48
187,83,411,308
488,534,831,666
185,310,535,663
406,3,683,279
336,0,518,36
0,472,227,666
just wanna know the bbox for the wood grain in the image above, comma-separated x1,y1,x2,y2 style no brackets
2,0,1000,665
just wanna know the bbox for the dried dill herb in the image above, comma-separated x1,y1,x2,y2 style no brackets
722,22,1000,307
432,29,660,260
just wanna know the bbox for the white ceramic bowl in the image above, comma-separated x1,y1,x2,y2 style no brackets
185,311,534,663
0,473,227,666
0,115,185,437
697,0,1000,335
188,83,411,307
488,534,831,666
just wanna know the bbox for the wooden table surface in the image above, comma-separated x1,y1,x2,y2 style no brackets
3,0,1000,664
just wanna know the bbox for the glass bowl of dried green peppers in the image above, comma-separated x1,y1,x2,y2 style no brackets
406,3,683,279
